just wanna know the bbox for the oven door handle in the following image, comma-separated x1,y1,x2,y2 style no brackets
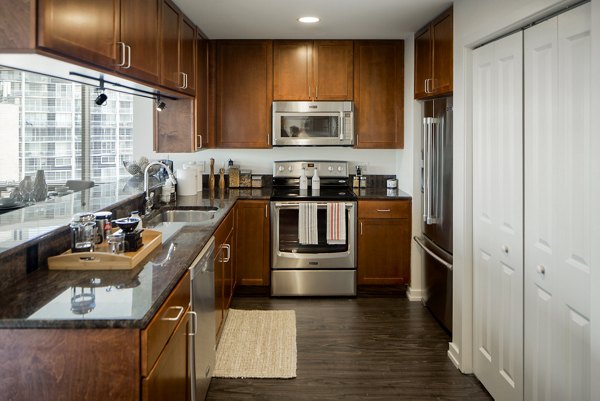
273,202,355,209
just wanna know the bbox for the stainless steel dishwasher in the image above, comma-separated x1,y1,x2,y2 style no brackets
189,236,215,401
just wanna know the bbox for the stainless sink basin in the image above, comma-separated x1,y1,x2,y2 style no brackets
147,207,218,226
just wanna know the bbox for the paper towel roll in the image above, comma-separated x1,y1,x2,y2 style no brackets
176,168,197,196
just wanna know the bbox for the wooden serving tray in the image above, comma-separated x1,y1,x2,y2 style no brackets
48,229,162,270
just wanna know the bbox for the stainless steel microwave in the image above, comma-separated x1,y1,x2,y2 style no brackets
272,101,354,146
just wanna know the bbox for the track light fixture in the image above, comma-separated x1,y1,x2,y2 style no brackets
94,79,108,106
155,96,166,112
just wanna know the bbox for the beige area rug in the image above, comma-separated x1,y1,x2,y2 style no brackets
213,309,297,379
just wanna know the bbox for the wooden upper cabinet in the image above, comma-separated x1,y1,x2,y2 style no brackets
354,40,404,149
414,7,453,99
119,0,160,83
414,28,432,99
273,41,311,100
159,0,195,95
37,0,120,67
179,16,196,96
273,40,353,101
195,34,209,149
216,40,273,148
431,10,453,95
313,41,353,100
160,0,181,90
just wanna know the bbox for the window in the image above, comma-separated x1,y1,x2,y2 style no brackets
0,68,135,184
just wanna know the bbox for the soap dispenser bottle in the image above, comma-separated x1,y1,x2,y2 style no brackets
311,167,320,190
299,168,308,190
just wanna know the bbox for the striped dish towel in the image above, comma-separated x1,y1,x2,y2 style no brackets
298,202,318,245
327,202,346,245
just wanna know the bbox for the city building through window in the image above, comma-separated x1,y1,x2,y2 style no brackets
0,68,134,185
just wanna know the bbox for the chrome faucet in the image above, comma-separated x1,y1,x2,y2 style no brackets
144,161,177,213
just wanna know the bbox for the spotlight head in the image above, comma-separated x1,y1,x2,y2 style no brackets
156,100,166,111
95,92,108,106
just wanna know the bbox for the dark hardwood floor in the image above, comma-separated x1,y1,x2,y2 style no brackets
206,295,492,401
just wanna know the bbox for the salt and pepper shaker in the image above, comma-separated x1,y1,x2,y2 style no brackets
209,158,215,191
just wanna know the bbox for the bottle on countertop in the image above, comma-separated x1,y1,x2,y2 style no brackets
299,168,308,190
311,167,320,190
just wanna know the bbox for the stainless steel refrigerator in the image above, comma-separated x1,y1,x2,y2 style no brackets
415,96,453,333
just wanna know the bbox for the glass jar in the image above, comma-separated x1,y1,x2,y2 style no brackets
70,212,96,253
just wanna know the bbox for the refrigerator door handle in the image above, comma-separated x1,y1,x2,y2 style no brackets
428,117,440,225
414,236,453,270
423,117,433,224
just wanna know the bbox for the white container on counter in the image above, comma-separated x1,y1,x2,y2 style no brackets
183,162,203,192
176,167,197,196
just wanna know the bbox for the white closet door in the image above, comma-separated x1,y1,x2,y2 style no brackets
524,4,591,401
472,30,523,401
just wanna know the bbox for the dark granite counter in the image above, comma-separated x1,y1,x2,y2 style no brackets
0,188,270,329
0,181,411,330
353,187,412,200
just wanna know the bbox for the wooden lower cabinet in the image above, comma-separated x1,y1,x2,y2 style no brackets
213,208,235,339
142,308,191,401
357,200,411,285
235,200,270,286
0,272,192,401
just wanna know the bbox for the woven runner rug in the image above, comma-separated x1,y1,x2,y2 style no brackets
213,309,297,379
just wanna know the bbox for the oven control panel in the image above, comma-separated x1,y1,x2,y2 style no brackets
273,161,348,178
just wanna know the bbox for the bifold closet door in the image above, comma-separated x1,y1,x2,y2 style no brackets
524,4,591,401
472,31,523,401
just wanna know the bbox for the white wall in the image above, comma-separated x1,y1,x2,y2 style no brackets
452,0,597,375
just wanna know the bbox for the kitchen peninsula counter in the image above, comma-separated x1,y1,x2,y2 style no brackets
0,186,271,330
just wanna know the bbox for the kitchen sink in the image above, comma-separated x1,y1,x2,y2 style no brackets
146,207,218,226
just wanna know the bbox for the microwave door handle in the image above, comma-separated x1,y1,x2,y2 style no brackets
339,113,344,141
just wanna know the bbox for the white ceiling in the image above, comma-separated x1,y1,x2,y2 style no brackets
173,0,453,40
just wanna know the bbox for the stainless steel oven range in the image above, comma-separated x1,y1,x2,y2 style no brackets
270,160,357,296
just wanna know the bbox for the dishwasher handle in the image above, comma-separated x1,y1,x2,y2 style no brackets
189,236,216,279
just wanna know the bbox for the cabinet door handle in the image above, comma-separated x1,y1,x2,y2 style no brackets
178,72,186,89
265,204,268,219
197,134,202,149
123,44,132,69
315,85,318,99
184,73,188,89
425,78,432,93
187,311,197,336
376,209,391,213
360,221,363,236
219,244,231,262
115,42,127,67
161,305,184,321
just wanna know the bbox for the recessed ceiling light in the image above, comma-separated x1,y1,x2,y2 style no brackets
298,16,320,24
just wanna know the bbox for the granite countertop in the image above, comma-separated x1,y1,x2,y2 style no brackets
0,180,409,330
0,188,272,330
353,187,412,200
